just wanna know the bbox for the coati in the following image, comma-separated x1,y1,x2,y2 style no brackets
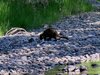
39,28,68,41
5,27,27,35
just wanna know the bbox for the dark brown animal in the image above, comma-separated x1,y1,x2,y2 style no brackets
39,28,68,41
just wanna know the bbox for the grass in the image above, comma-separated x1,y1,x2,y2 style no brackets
0,0,10,35
83,62,100,74
45,65,66,75
45,61,100,75
0,0,93,35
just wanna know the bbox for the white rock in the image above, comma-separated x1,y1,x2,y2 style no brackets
21,56,27,61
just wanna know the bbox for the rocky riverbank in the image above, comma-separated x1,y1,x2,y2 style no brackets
0,11,100,75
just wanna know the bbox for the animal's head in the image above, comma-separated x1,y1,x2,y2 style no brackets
39,34,44,40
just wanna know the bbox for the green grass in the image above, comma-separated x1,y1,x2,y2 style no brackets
82,62,100,74
0,0,93,35
45,61,100,75
45,65,66,75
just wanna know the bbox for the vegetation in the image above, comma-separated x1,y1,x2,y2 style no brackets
45,61,100,75
0,0,93,35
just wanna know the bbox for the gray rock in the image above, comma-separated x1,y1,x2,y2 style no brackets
80,65,87,73
91,63,99,68
56,73,64,75
67,65,77,72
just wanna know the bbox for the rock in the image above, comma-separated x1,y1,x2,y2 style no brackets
81,74,89,75
85,54,91,62
90,54,98,62
56,73,64,75
91,63,99,68
80,56,87,63
80,65,87,73
74,60,81,64
74,68,80,74
58,61,64,65
28,38,34,43
22,73,30,75
21,56,28,61
62,66,67,73
67,65,77,72
67,61,75,65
